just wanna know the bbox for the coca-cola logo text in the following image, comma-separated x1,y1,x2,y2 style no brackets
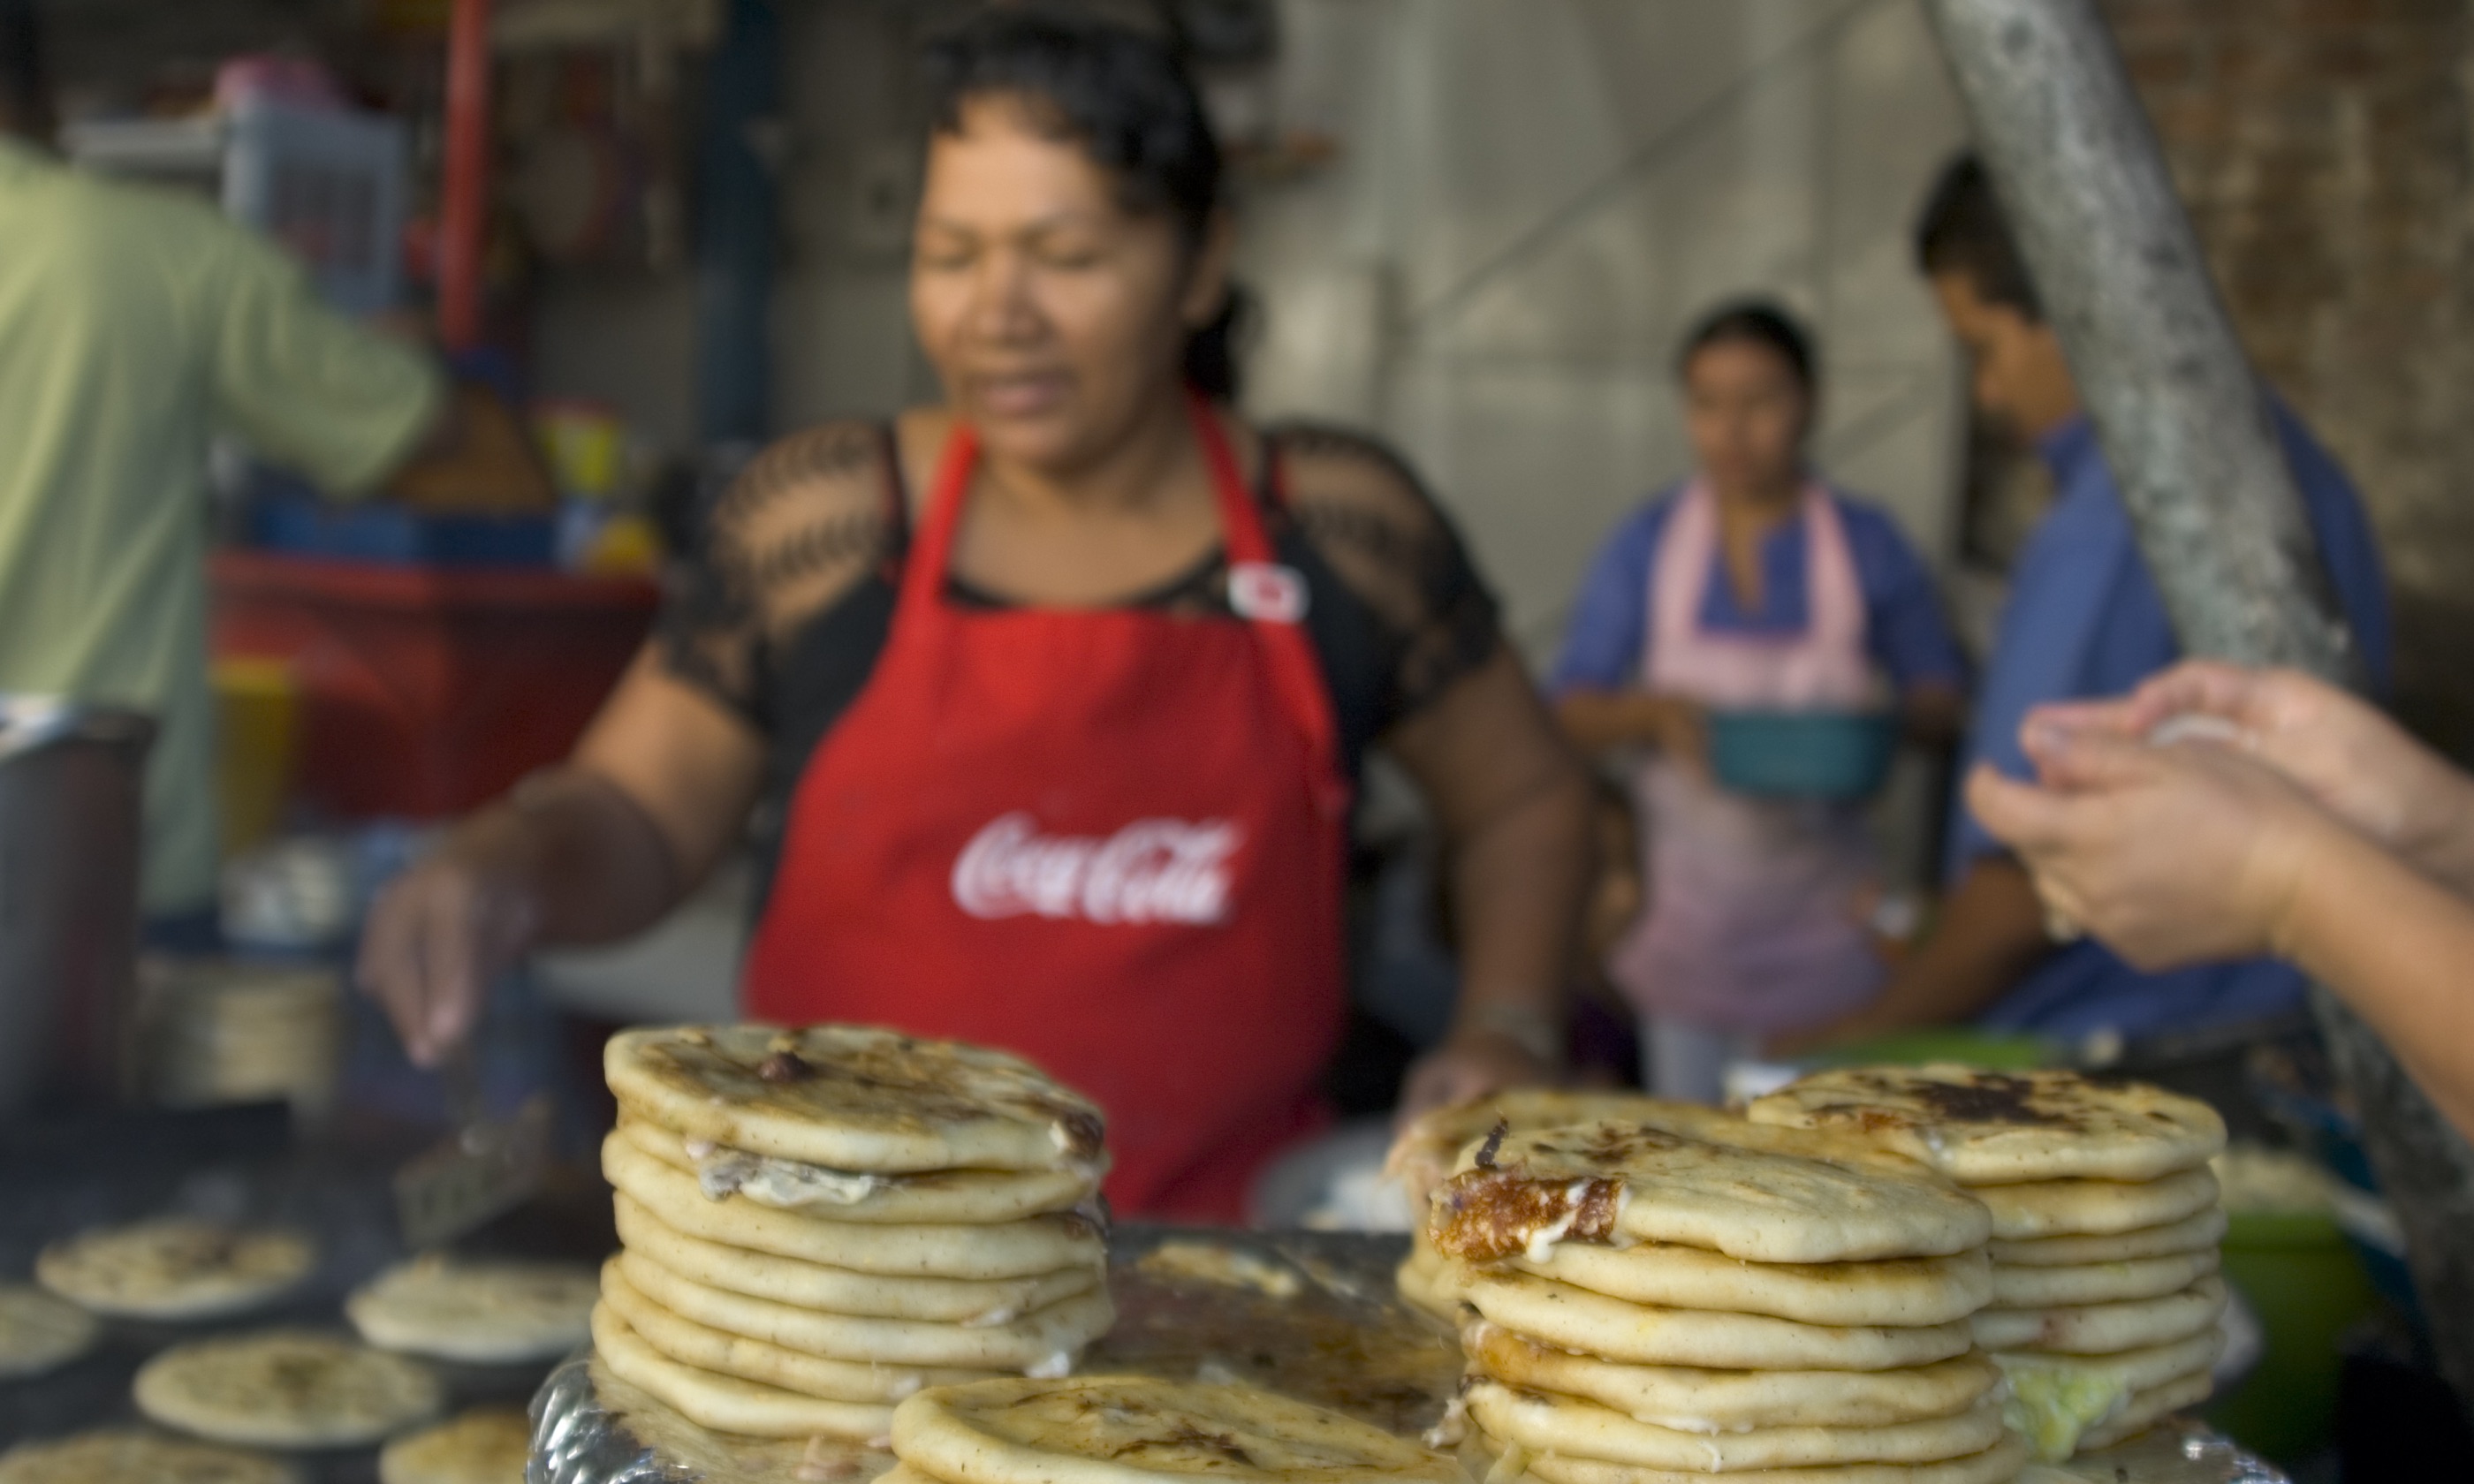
950,812,1242,926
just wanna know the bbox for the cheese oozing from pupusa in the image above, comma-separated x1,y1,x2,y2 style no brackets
690,1143,891,1208
1427,1124,1631,1264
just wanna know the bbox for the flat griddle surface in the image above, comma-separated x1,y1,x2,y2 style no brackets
0,1105,613,1483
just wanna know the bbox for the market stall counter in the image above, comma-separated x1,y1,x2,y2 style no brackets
533,1226,2285,1484
0,1041,2293,1484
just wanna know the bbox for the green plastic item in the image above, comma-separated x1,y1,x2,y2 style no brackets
2205,1207,2379,1465
1809,1028,2059,1071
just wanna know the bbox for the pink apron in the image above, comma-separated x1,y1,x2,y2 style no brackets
1608,481,1886,1035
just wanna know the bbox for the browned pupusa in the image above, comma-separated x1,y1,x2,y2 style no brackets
1747,1065,2226,1185
606,1025,1106,1174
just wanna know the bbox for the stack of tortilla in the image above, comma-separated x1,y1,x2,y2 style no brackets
140,960,342,1120
594,1025,1118,1442
1386,1092,1677,1320
885,1375,1462,1484
1423,1109,2024,1484
1749,1065,2228,1461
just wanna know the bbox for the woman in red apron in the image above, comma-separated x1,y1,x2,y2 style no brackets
356,11,1591,1222
1552,303,1969,1103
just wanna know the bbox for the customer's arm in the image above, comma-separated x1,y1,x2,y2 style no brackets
2268,820,2474,1141
1972,723,2474,1142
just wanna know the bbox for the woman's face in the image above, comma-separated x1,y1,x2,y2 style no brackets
1682,338,1811,501
910,97,1226,473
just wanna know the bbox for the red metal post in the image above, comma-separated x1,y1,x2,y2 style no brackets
437,0,492,350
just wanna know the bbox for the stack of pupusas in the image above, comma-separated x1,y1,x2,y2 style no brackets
1387,1093,1678,1321
1749,1066,2228,1461
596,1026,1116,1442
1425,1108,2024,1484
885,1375,1461,1484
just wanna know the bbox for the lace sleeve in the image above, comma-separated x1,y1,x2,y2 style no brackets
656,420,902,729
1270,423,1505,728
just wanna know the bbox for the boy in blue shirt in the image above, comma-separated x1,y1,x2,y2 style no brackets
1794,157,2393,1050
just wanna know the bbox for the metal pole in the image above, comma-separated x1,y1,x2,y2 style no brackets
694,0,779,446
1920,0,2474,1403
438,0,493,352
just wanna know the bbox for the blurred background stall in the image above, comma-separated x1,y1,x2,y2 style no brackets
6,2,2473,1473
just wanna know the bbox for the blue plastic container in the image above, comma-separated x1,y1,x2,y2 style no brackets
1706,709,1899,801
249,488,556,567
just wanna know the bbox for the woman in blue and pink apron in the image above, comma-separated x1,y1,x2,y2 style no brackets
1552,302,1969,1103
355,10,1591,1223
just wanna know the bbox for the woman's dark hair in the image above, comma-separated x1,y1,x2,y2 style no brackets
1914,155,2042,320
1678,299,1818,395
922,4,1249,399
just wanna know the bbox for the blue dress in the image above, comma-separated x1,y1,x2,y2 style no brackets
1552,485,1969,696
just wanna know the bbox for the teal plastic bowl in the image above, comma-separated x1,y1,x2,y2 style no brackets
1706,709,1899,801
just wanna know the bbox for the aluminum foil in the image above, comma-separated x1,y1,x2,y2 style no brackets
529,1355,672,1484
527,1351,869,1484
527,1230,2292,1484
2024,1419,2291,1484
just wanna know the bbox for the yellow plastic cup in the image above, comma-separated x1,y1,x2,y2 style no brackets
214,657,298,857
532,399,625,499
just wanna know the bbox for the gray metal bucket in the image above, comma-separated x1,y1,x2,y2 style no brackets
0,699,156,1118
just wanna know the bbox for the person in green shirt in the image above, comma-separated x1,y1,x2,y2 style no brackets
0,10,533,925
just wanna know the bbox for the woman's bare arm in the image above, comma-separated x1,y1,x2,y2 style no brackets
1386,645,1596,1115
2273,821,2474,1142
357,651,765,1064
1555,689,1706,767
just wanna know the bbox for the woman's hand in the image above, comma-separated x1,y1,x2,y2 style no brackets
353,687,745,1070
1554,689,1707,770
356,835,543,1068
2022,662,2474,891
1643,694,1711,773
1966,727,2343,971
1396,1027,1559,1124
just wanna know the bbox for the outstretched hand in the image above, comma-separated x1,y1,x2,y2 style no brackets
1395,1029,1557,1127
355,844,541,1068
1967,723,2341,971
2020,662,2467,878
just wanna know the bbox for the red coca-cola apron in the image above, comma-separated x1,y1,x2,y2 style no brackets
740,399,1349,1223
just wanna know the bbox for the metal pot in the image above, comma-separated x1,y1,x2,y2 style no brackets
0,699,155,1118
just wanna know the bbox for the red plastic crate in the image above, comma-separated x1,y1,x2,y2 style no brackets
210,552,660,820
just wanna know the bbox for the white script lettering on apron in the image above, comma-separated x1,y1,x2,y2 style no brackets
950,813,1244,926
